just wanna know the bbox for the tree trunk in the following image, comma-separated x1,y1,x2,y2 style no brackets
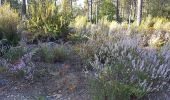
116,0,119,22
84,0,90,21
0,0,1,6
133,0,137,19
96,0,98,23
90,0,93,22
128,5,132,30
22,0,27,18
137,0,143,26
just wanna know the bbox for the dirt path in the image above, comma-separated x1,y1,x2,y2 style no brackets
0,62,90,100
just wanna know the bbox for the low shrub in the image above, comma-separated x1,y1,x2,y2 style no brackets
68,16,91,43
88,36,170,99
78,26,170,99
0,3,20,45
75,26,126,66
138,16,170,32
69,17,131,43
3,46,26,63
37,43,69,63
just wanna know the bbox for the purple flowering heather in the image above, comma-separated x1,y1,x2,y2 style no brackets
89,34,170,97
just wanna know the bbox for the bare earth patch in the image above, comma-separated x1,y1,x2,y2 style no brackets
0,62,90,100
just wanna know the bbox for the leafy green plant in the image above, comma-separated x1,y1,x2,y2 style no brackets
27,0,70,39
99,0,115,21
3,47,26,63
0,3,20,45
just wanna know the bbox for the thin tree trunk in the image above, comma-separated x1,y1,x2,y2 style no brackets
128,5,132,30
22,0,27,18
87,0,89,21
133,0,137,19
90,0,93,22
137,0,143,26
0,0,1,6
96,0,98,23
116,0,119,22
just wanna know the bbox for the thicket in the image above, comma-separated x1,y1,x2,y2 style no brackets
26,0,71,40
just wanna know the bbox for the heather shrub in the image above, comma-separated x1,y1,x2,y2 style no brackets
75,29,125,67
79,28,170,99
0,3,20,45
89,36,170,99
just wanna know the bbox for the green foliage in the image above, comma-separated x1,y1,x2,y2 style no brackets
146,0,170,17
72,16,88,30
0,3,20,45
13,70,26,79
38,44,69,63
3,47,26,63
90,61,147,100
72,5,84,17
68,16,88,42
88,44,146,100
36,96,46,100
90,78,145,100
131,16,170,33
136,16,170,32
0,67,7,73
99,0,115,21
3,0,21,10
27,0,71,39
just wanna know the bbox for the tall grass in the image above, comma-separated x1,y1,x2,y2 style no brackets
0,3,20,45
